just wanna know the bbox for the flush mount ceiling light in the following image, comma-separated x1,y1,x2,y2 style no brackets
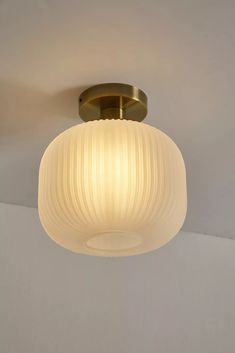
38,83,187,256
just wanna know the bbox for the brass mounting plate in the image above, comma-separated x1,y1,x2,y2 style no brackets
79,83,147,122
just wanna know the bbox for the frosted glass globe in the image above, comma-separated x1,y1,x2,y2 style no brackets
38,120,187,256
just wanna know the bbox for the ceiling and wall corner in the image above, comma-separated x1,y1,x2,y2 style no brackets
1,202,235,353
0,0,235,239
0,1,235,352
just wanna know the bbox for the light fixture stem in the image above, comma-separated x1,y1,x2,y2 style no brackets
120,96,123,119
100,96,124,120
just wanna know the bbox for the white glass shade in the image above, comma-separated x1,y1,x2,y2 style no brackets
38,120,187,256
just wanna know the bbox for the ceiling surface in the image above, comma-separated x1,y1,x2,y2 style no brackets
0,0,235,239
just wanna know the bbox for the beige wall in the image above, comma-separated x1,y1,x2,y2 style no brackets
1,202,235,353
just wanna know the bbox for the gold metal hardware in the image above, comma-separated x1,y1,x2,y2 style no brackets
79,83,147,122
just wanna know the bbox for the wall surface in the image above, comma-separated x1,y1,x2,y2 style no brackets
0,202,235,353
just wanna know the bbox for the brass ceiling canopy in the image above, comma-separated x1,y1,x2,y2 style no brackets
79,83,147,122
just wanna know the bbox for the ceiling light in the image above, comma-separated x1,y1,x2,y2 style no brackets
38,83,187,256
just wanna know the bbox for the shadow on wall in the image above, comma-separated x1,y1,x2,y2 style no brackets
0,79,91,138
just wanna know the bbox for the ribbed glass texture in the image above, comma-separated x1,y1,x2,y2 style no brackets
38,120,187,256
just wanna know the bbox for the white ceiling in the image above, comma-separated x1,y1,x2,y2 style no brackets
0,0,235,239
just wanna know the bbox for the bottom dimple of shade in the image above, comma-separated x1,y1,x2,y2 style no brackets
86,231,143,251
